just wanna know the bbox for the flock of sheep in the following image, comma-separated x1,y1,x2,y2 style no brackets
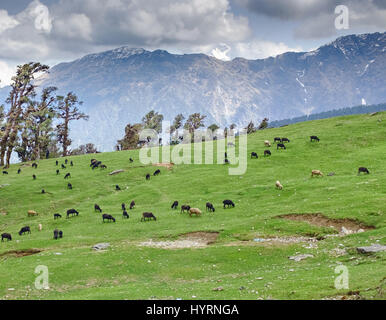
1,134,371,244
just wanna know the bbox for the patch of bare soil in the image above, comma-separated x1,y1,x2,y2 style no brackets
139,231,219,249
0,249,41,258
153,163,175,170
277,213,375,233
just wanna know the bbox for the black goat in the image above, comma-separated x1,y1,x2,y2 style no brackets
61,164,66,169
223,200,235,208
17,169,21,174
56,160,59,166
129,158,134,163
33,174,37,180
53,229,63,240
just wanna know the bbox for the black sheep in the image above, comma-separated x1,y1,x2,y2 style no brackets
310,136,320,142
181,205,191,213
33,174,37,180
61,164,66,169
146,174,150,180
94,204,102,213
274,137,282,143
277,143,286,150
66,209,79,218
358,167,370,175
67,183,73,190
56,169,60,175
17,169,21,174
171,201,179,209
2,171,8,175
206,202,215,212
54,213,62,220
123,211,129,219
64,173,71,179
116,185,121,191
141,212,157,222
264,150,271,157
281,138,290,143
19,226,31,236
251,152,258,159
130,201,135,210
56,160,59,166
153,169,161,176
102,214,116,223
1,233,12,241
223,200,235,208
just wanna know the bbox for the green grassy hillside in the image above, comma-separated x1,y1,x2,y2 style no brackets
0,112,385,300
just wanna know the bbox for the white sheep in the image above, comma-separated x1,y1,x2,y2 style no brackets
275,181,283,190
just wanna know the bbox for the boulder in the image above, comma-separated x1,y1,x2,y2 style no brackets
357,244,386,254
109,170,124,176
93,243,110,250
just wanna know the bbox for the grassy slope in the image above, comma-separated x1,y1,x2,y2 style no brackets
0,113,385,300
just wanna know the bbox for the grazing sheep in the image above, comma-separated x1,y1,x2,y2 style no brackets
56,169,60,175
123,211,129,219
70,161,74,166
32,163,38,169
2,171,8,175
64,173,71,179
129,158,134,163
53,229,62,240
277,143,286,150
100,165,107,170
281,138,290,143
146,174,150,180
264,150,272,157
56,160,59,166
41,189,46,194
189,208,202,217
1,233,12,241
102,214,116,223
121,203,126,211
181,205,191,213
141,212,157,222
171,201,179,210
19,226,31,236
66,209,79,218
206,202,215,212
65,159,68,164
311,170,324,177
223,200,235,208
17,169,21,174
275,181,283,190
358,167,370,175
33,174,37,180
310,136,320,142
130,201,135,210
264,140,271,147
274,137,282,143
153,169,161,176
28,210,38,217
251,152,258,159
61,164,66,169
38,224,42,232
116,185,121,191
94,204,102,213
54,213,62,220
67,183,73,190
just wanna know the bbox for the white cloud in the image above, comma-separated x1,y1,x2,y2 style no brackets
234,40,303,59
54,13,92,41
0,60,16,88
27,0,52,33
211,43,232,61
0,9,19,33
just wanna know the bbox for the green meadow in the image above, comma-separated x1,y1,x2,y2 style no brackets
0,112,385,300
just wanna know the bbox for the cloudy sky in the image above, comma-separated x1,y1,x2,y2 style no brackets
0,0,385,87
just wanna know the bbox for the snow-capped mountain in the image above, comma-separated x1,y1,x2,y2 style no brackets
2,32,386,151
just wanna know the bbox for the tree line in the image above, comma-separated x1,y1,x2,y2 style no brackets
0,62,91,167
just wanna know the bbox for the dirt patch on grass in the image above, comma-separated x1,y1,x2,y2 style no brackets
153,163,174,170
139,231,219,249
277,213,375,233
0,249,41,258
225,236,319,247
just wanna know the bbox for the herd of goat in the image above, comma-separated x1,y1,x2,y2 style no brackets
1,135,371,243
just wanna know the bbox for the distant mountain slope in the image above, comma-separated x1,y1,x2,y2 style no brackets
1,32,385,151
